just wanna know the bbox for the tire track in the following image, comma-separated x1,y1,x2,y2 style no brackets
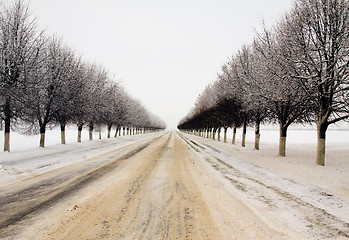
182,133,349,239
115,133,173,239
3,132,222,239
0,133,165,236
114,132,214,240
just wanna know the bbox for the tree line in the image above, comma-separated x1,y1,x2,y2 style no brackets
0,0,166,151
178,0,348,166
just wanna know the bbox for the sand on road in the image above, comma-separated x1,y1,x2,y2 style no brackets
1,131,287,240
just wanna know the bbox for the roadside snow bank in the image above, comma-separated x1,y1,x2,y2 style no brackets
181,132,349,239
0,132,163,188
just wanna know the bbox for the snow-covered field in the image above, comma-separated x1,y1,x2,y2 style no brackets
225,124,349,144
0,124,348,153
0,126,117,152
0,125,347,183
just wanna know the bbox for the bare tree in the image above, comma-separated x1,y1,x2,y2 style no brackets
235,45,271,150
284,0,349,165
219,57,249,147
51,46,80,144
254,25,312,157
22,37,78,147
70,62,93,142
0,0,44,151
81,64,109,141
100,81,123,138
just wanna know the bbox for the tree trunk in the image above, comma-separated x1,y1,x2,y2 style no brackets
232,125,236,144
123,127,125,136
217,128,221,141
316,121,328,166
39,124,46,148
4,131,10,152
223,127,227,143
242,118,247,147
127,128,129,135
254,118,260,150
77,124,83,142
279,124,288,157
107,124,112,138
114,126,119,137
40,133,45,148
99,127,102,139
4,98,11,152
60,123,66,144
89,123,94,140
212,128,216,140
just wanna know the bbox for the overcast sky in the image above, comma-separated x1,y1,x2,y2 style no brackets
27,0,294,129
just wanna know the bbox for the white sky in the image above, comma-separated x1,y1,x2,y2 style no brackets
27,0,294,129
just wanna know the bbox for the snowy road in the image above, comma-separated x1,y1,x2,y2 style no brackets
0,131,348,239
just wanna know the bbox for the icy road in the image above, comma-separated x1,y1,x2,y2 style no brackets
0,131,348,239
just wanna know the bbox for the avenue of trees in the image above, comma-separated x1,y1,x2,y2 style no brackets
0,0,166,151
178,0,349,166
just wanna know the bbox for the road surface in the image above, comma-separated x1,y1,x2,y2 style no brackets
0,131,347,239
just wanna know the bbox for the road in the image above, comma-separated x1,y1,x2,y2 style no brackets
0,131,347,239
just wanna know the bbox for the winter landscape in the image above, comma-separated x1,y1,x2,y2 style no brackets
0,129,348,239
1,0,349,239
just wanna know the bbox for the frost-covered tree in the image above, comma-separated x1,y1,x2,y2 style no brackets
283,0,349,165
51,45,80,144
84,65,109,140
0,0,166,150
22,37,77,147
179,0,348,165
112,87,129,137
254,25,312,157
219,56,250,147
234,45,271,149
0,0,44,151
100,81,125,138
194,83,220,137
70,62,93,142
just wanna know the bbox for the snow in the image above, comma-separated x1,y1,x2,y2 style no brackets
1,126,347,188
181,131,349,238
0,129,162,187
0,126,109,152
0,126,348,238
225,124,349,144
